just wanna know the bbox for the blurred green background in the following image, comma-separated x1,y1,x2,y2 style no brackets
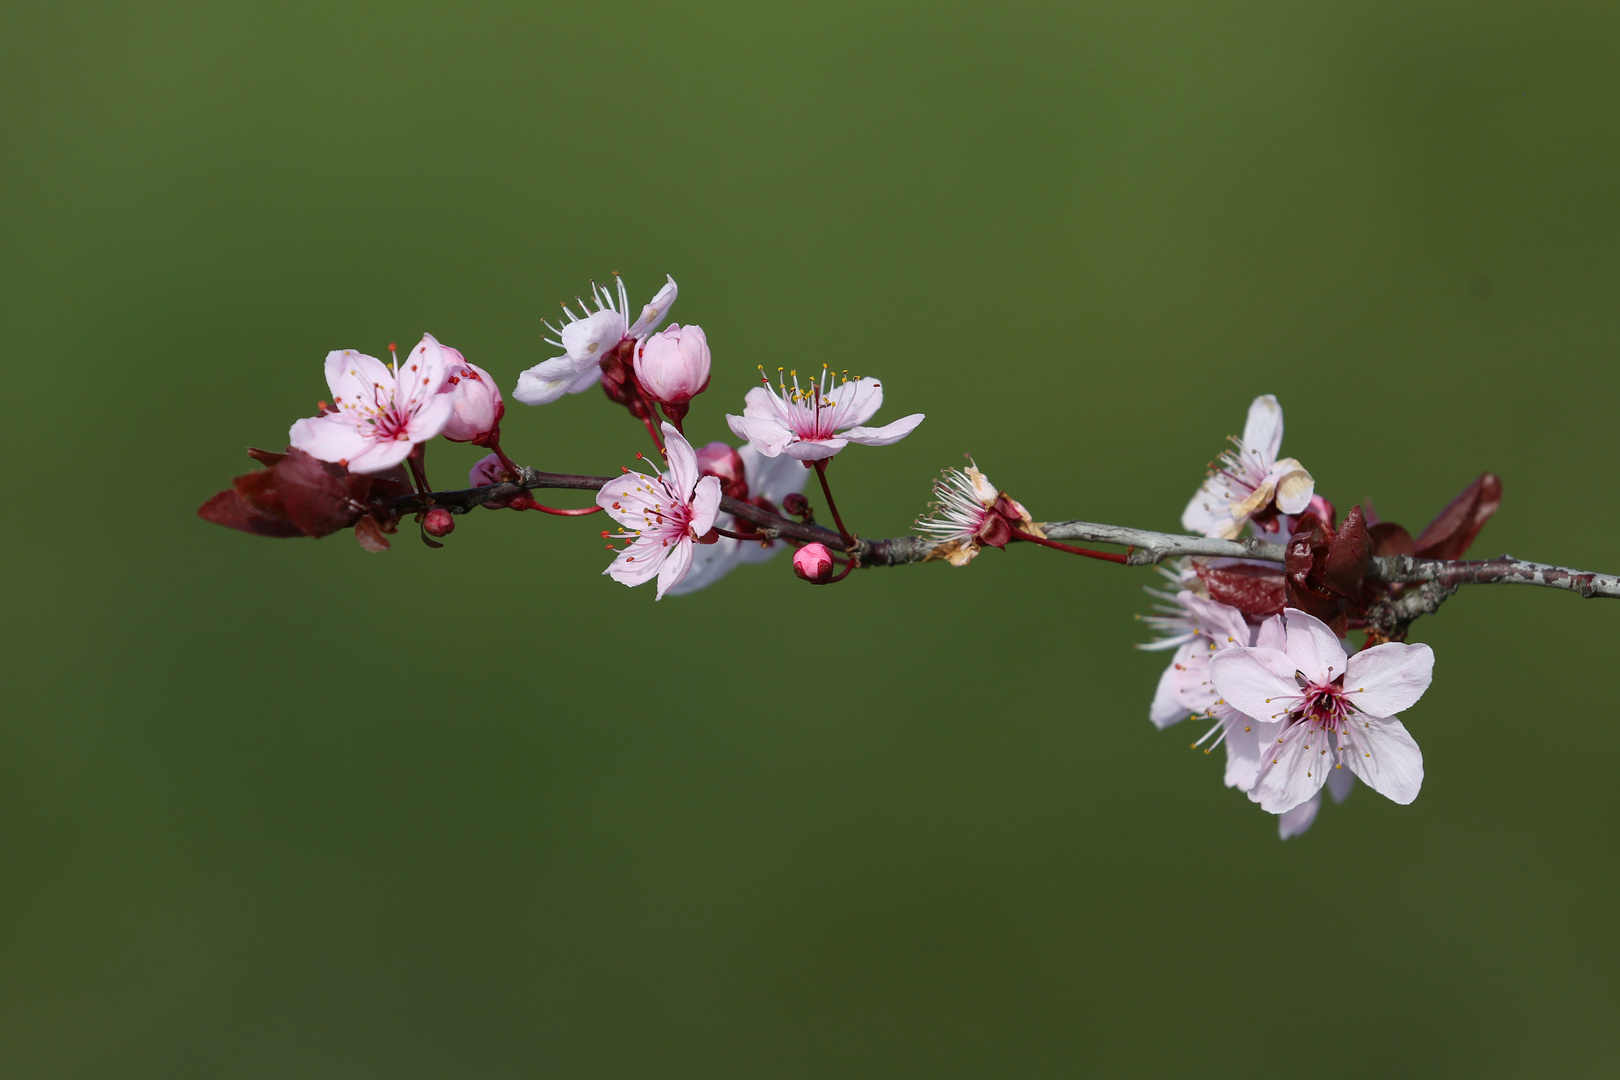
3,1,1618,1075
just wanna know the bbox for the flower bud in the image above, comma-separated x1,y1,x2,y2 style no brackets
469,453,520,510
694,441,748,501
439,351,505,444
422,508,455,537
793,542,835,584
633,323,711,407
782,492,812,519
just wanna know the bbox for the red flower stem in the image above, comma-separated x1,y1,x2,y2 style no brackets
639,407,666,456
824,558,857,584
1009,527,1129,564
519,498,603,517
490,436,520,476
406,444,432,496
813,460,855,549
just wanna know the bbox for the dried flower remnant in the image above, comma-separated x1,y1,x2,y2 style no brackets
915,462,1038,566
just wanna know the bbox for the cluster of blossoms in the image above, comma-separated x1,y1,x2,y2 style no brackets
200,273,926,595
200,269,1559,841
1141,395,1500,837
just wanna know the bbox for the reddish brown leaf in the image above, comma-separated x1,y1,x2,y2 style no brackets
1196,562,1286,617
1323,505,1371,597
196,489,305,538
1414,473,1503,561
1367,521,1415,558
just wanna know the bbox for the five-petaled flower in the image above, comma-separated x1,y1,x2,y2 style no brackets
1182,394,1314,539
597,423,722,600
726,365,924,462
289,335,454,474
1209,606,1433,815
514,274,678,406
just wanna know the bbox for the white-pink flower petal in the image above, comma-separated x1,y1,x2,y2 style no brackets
1345,642,1435,719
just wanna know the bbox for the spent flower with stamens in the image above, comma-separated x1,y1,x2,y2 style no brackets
596,423,721,600
915,461,1037,566
289,335,454,474
1182,394,1314,540
1209,607,1433,815
726,365,924,462
514,274,678,406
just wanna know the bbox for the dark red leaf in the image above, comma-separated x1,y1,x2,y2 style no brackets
196,489,305,538
1196,562,1286,617
1414,473,1502,561
1367,521,1415,558
1323,505,1371,597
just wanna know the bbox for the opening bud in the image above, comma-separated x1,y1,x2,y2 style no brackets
793,542,836,584
634,323,711,411
438,349,505,445
422,508,455,537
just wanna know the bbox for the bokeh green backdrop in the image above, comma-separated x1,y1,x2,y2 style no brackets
3,2,1618,1076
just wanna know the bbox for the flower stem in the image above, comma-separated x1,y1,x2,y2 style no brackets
813,460,855,550
1009,527,1129,564
518,497,603,516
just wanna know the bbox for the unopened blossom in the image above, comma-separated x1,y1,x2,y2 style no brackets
289,335,453,474
726,366,924,462
667,442,810,596
438,348,504,444
793,543,835,583
1209,607,1433,815
915,461,1036,566
1182,394,1315,540
514,274,677,405
1142,590,1282,790
597,423,721,600
634,323,711,409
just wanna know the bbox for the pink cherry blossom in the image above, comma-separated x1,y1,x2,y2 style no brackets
438,348,504,444
514,274,677,405
1209,607,1434,815
1141,582,1282,790
289,334,454,475
634,323,711,407
666,442,810,596
596,423,722,600
793,543,835,583
725,366,924,462
1182,394,1315,539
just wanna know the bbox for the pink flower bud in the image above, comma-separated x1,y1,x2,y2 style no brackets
422,508,455,537
469,453,520,509
694,441,748,501
633,323,711,406
793,542,835,584
439,350,505,444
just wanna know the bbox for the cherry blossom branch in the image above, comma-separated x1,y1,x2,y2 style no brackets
384,480,1618,598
